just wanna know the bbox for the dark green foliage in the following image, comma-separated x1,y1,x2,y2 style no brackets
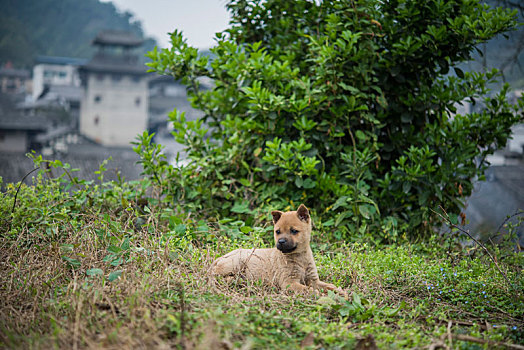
0,0,156,67
144,0,523,239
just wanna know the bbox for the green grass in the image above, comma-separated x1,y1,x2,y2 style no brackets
0,175,523,349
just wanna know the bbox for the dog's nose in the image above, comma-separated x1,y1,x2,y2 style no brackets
278,238,287,244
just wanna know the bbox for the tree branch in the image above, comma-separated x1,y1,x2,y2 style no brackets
432,207,512,288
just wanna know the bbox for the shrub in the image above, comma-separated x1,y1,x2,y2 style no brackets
142,0,523,239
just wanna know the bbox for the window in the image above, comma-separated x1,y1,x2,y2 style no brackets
132,76,141,83
112,74,122,82
135,97,141,106
94,95,102,103
94,115,99,125
96,74,104,81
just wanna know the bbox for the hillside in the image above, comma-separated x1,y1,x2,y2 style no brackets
0,0,157,67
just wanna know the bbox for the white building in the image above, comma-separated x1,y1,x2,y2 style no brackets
79,30,149,147
32,56,86,100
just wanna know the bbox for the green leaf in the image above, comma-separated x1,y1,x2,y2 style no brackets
352,293,362,308
355,130,367,141
240,226,252,233
332,196,350,211
317,296,336,306
322,218,335,227
454,67,465,79
358,205,371,219
120,237,130,251
302,178,316,189
402,182,411,194
239,178,251,187
108,270,122,282
110,257,124,267
107,245,122,254
385,306,400,317
231,202,252,214
62,256,81,269
174,224,187,235
335,211,349,227
86,268,104,276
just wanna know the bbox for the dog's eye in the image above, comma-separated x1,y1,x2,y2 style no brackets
290,228,298,235
276,229,281,234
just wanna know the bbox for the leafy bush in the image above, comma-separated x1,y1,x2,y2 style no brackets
143,0,523,238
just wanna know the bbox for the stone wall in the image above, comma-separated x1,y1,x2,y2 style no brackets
0,147,143,187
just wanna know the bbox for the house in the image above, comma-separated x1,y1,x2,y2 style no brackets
32,56,86,101
79,30,149,147
148,75,205,133
0,94,47,153
462,165,524,247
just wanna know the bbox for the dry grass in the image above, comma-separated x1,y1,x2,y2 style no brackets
1,220,210,349
0,217,312,349
1,214,523,349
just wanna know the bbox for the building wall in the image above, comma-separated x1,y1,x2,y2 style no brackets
0,149,143,188
508,91,524,154
79,73,148,147
0,130,27,152
32,64,80,100
508,124,524,153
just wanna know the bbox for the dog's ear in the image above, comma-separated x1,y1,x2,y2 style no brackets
296,204,310,222
271,210,283,224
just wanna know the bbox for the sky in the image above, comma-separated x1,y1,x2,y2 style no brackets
101,0,231,49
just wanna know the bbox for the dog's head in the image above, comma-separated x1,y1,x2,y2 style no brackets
271,204,312,254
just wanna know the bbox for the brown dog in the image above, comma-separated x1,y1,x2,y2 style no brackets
211,204,346,296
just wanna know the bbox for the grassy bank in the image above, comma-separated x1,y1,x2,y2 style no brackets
0,172,523,349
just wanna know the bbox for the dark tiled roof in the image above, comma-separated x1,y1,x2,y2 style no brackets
0,115,47,131
1,92,47,130
42,85,83,102
34,125,73,144
35,56,88,66
0,67,30,79
93,30,144,47
0,109,48,131
81,53,148,75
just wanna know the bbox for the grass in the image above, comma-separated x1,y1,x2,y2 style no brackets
0,174,523,349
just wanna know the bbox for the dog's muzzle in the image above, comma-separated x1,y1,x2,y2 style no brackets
277,238,297,253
